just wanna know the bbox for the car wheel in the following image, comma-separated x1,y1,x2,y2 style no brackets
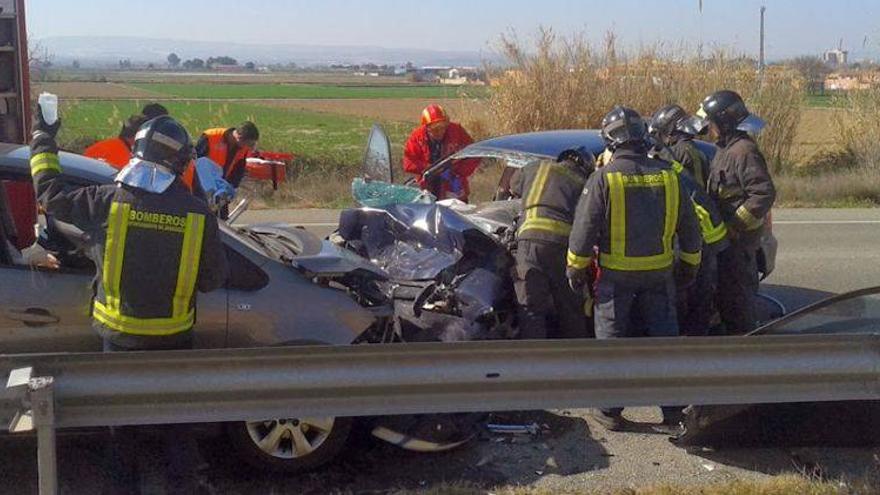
226,416,353,473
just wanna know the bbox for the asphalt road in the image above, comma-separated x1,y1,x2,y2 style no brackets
3,208,879,494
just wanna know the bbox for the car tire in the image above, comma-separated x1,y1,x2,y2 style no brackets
226,416,353,473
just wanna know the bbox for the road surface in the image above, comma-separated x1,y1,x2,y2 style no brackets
3,208,879,494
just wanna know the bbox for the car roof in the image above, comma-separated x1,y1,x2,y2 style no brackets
456,130,607,160
0,143,117,184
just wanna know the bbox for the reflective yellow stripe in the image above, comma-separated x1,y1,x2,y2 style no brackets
680,250,702,266
102,202,131,312
736,205,764,231
607,172,626,257
93,301,194,336
694,202,728,244
567,249,592,270
671,160,684,174
172,213,206,318
525,163,551,209
600,252,674,271
620,172,667,188
519,217,572,236
662,170,678,258
29,152,61,175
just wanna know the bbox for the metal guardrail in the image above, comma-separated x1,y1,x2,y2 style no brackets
4,334,880,494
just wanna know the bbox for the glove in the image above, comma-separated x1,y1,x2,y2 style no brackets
567,266,593,293
32,104,61,140
210,179,236,212
674,261,699,289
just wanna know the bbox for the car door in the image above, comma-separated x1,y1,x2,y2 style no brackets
0,264,100,353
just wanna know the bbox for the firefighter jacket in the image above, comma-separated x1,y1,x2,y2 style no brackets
567,148,702,281
195,128,252,188
403,122,478,201
707,132,776,247
83,137,132,170
657,136,710,190
510,159,588,245
30,131,228,346
663,159,729,253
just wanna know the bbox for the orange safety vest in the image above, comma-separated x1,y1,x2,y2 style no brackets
83,137,132,170
202,128,250,181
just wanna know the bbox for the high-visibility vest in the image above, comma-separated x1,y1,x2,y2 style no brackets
517,160,586,243
202,128,250,180
93,200,206,336
83,137,132,170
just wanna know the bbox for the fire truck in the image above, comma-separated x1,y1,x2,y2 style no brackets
0,0,29,145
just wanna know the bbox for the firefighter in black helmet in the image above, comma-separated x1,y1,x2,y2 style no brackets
695,90,776,334
649,105,729,336
30,109,227,492
510,147,595,340
567,106,702,431
649,104,711,189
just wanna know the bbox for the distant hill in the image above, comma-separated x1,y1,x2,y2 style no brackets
36,36,495,68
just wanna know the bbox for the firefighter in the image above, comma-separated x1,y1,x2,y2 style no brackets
30,108,227,493
566,106,702,430
696,90,776,334
649,107,729,335
83,114,147,170
195,121,260,189
510,147,595,340
649,104,711,189
403,104,478,202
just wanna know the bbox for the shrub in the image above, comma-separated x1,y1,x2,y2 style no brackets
834,88,880,171
485,29,802,174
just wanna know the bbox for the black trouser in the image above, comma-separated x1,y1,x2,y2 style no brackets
103,334,200,495
514,239,591,340
716,241,759,335
595,273,680,421
676,249,719,336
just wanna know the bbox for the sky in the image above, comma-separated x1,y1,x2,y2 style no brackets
25,0,880,60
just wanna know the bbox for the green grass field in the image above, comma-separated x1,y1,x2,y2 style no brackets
58,100,411,166
805,93,848,108
130,82,489,100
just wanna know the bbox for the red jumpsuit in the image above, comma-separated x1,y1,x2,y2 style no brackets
403,123,478,202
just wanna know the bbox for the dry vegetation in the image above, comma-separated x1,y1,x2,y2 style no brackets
387,474,880,495
482,29,803,175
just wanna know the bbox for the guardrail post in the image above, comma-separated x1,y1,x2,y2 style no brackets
30,377,57,495
5,368,57,495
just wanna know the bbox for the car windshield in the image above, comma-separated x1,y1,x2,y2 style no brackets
752,287,880,336
449,148,549,168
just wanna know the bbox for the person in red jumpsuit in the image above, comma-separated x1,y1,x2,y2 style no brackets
403,104,478,202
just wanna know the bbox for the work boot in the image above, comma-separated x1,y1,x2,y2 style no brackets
652,407,685,436
591,410,625,431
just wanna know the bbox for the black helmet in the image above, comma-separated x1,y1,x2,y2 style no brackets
697,90,751,133
132,116,193,174
558,146,596,174
649,104,689,139
600,106,647,148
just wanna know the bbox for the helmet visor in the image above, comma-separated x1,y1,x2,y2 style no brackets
115,159,177,194
736,114,766,134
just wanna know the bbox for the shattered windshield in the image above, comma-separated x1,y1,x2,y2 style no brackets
449,147,549,169
752,287,880,336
